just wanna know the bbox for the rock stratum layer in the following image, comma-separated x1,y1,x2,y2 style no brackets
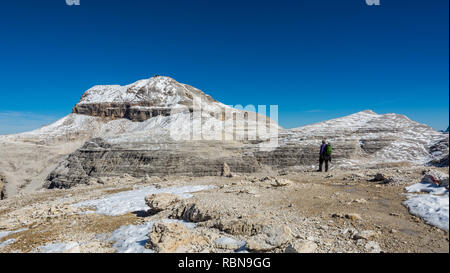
0,76,448,194
72,76,220,121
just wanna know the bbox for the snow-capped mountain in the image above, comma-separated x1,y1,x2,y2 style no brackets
5,76,278,144
73,76,230,122
0,76,448,194
0,76,279,195
77,76,218,106
284,110,448,166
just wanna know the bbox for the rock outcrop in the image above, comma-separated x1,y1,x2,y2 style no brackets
72,76,220,122
284,240,317,253
428,136,449,167
245,224,293,252
146,222,210,253
170,199,221,223
421,170,449,188
221,163,232,178
44,138,264,189
73,103,175,122
145,193,181,214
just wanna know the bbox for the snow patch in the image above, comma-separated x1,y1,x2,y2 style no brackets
214,236,246,250
0,228,28,240
0,239,15,248
36,242,80,253
405,181,448,195
108,219,196,253
73,185,215,216
404,182,449,231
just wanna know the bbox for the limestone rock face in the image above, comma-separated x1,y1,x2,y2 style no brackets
245,224,293,252
170,199,221,223
421,170,449,188
72,76,220,122
145,193,181,214
284,240,318,253
212,218,264,236
73,103,175,122
44,139,263,189
147,222,209,253
428,136,449,167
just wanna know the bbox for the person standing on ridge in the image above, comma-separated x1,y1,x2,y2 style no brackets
318,140,332,172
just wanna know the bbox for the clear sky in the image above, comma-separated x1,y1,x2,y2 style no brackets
0,0,448,134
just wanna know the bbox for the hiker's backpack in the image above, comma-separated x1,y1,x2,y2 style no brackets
326,144,332,156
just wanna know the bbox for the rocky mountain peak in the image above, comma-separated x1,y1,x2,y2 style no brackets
72,76,226,122
78,75,216,106
359,109,377,115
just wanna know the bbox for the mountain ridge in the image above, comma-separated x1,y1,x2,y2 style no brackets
0,76,448,195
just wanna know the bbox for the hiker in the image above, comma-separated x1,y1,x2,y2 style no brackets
0,178,4,200
318,140,332,172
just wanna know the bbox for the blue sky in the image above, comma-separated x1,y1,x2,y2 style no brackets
0,0,448,134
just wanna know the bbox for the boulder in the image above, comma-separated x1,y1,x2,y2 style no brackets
245,224,293,252
212,218,264,236
271,178,293,187
353,230,377,240
284,240,317,253
332,213,362,221
345,213,362,221
372,173,386,181
221,163,232,177
364,241,381,253
145,193,181,213
170,199,220,222
147,222,209,253
368,173,394,184
421,170,449,188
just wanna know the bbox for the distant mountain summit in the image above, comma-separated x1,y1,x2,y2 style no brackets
78,76,219,105
286,109,448,166
73,75,227,122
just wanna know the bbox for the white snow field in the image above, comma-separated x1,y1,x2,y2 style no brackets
36,242,80,253
0,239,15,248
73,185,215,216
404,181,449,231
0,228,28,240
0,228,28,249
108,219,197,253
214,236,246,250
78,76,221,107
